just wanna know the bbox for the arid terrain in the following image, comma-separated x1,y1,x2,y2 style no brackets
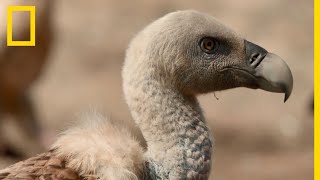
0,0,314,179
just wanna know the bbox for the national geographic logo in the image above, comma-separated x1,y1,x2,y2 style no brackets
7,6,36,46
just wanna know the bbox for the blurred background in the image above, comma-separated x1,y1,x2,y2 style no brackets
0,0,313,179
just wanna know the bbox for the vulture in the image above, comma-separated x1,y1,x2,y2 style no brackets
0,10,293,180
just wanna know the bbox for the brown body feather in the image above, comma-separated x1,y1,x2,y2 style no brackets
0,151,93,180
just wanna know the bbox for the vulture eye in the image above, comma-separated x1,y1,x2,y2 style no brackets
200,37,217,53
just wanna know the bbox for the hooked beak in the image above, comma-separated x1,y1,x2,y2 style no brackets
244,40,293,102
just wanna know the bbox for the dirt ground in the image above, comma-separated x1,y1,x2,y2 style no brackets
0,0,314,179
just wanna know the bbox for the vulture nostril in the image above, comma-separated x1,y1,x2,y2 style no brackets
249,53,266,68
250,53,260,64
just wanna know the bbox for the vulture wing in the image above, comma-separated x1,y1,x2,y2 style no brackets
0,151,96,180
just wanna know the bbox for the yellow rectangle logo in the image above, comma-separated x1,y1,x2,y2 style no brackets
7,6,36,46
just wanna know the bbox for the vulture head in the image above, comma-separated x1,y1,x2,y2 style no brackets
124,10,293,101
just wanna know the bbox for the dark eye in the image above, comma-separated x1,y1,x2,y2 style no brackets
200,37,217,54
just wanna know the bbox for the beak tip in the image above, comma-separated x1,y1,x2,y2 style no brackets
284,95,289,103
283,84,292,103
284,88,292,103
283,78,293,103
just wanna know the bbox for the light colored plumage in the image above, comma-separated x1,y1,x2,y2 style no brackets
52,112,145,180
0,10,293,180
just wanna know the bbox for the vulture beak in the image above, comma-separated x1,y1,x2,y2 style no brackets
244,40,293,102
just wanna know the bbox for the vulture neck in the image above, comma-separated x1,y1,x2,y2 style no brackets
126,78,213,179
